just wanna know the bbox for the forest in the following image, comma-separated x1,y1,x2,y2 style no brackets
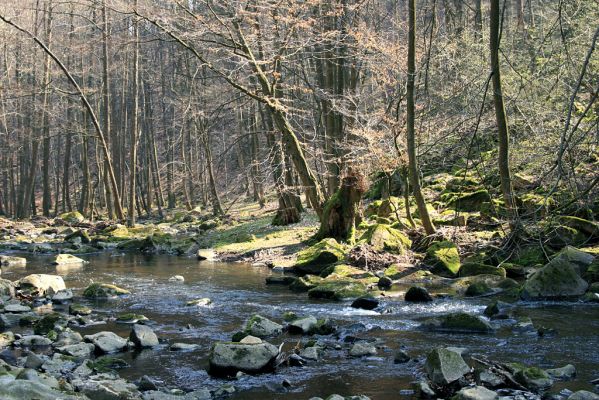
0,0,597,399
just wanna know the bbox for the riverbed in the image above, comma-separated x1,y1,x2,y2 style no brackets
2,252,598,399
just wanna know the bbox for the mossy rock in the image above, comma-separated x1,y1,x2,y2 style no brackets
514,367,554,391
501,263,527,279
320,264,374,280
294,239,347,275
560,216,599,239
282,311,297,322
518,193,554,217
64,230,91,244
511,246,547,266
446,190,491,212
289,275,323,292
88,356,130,373
359,224,411,254
69,304,92,316
83,283,130,298
459,262,506,278
445,176,481,192
33,313,65,335
116,313,148,324
521,256,589,300
465,282,493,297
546,226,586,248
116,237,154,251
421,312,494,333
384,263,408,280
584,261,599,283
425,241,461,277
59,211,85,224
308,281,368,300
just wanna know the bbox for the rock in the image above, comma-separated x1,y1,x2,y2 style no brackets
546,364,576,380
394,349,411,363
414,380,436,399
197,249,216,261
138,375,159,391
459,263,507,278
244,314,283,338
239,335,262,344
168,275,185,282
425,347,471,386
454,386,498,400
478,370,505,388
64,229,91,244
56,343,95,359
18,274,66,296
293,238,346,275
447,189,492,212
84,331,128,353
568,391,599,400
554,246,596,275
24,353,44,369
377,276,393,289
169,343,199,351
521,255,589,300
74,376,141,400
4,304,31,313
349,342,377,357
351,296,379,310
209,341,279,376
405,286,433,302
52,289,73,303
513,317,536,334
465,282,494,297
53,254,87,265
83,283,130,298
130,324,159,348
514,367,554,391
359,224,412,254
288,316,318,334
53,329,83,347
69,304,92,315
33,313,67,335
265,276,295,285
0,279,14,298
421,312,494,333
186,298,212,307
15,335,53,347
308,281,368,300
0,380,82,399
0,255,26,267
483,300,512,319
299,346,321,361
425,241,461,277
59,211,85,224
116,313,149,324
0,332,15,347
560,217,599,239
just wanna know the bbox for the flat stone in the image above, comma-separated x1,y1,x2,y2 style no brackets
349,342,377,357
455,386,498,400
169,343,199,351
84,331,128,354
4,304,31,313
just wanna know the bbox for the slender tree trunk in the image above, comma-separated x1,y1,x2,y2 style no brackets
128,0,140,226
41,0,53,216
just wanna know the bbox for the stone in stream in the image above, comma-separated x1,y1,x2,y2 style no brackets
69,304,92,316
130,324,159,348
350,296,379,310
4,304,31,313
404,286,433,302
53,329,83,347
186,298,212,307
0,332,15,347
84,331,128,354
568,391,599,400
0,255,26,267
83,282,130,298
0,380,83,400
349,342,377,357
18,274,66,296
72,376,141,400
377,276,393,289
513,366,554,392
477,370,505,388
53,254,87,265
299,346,321,361
169,343,199,351
454,386,498,400
15,335,53,347
546,364,576,381
288,316,318,334
197,249,216,261
56,343,95,359
51,289,73,304
420,312,494,333
424,347,471,386
394,350,411,364
168,275,185,282
244,314,283,338
0,279,15,299
208,341,279,376
293,238,346,275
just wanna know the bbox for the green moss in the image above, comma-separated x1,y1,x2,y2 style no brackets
282,311,297,322
116,313,148,323
384,264,405,280
585,262,599,283
560,216,599,237
33,313,64,335
320,264,374,280
465,282,493,297
294,238,347,274
59,211,85,224
359,224,411,254
289,275,323,292
425,241,461,277
89,356,130,373
83,283,130,298
445,190,491,212
440,312,493,333
512,246,547,266
308,280,368,300
69,304,92,315
459,262,506,278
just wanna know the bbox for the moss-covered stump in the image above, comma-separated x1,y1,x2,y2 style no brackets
421,312,494,333
445,190,491,212
58,211,85,224
425,241,461,277
308,280,368,300
521,253,589,300
459,262,506,278
293,238,346,275
359,224,411,254
83,283,130,299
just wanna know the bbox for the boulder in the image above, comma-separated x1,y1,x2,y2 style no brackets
4,304,31,313
52,289,73,304
0,380,83,400
459,263,506,278
69,304,92,316
59,211,85,224
359,224,411,254
0,255,26,267
514,367,553,391
244,315,283,338
15,335,53,347
465,282,493,297
404,286,433,302
293,238,346,275
568,391,599,400
83,283,130,298
53,254,87,265
425,347,471,386
73,376,141,400
186,298,212,307
421,312,494,333
349,342,377,357
288,316,318,334
240,335,262,344
521,256,589,300
308,281,368,300
84,331,128,354
560,217,599,238
555,246,595,275
425,241,461,277
64,230,91,244
351,296,379,310
447,190,491,212
33,313,67,335
169,343,199,351
56,343,95,359
377,276,393,289
454,386,498,400
18,274,66,296
209,341,279,376
168,275,185,282
299,346,321,361
197,249,216,261
0,279,14,298
546,364,576,380
585,261,599,283
130,324,159,348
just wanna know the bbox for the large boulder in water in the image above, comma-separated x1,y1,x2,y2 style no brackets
209,340,279,376
359,224,411,254
84,331,128,354
83,283,130,298
459,262,506,278
53,254,87,265
0,279,15,299
0,255,26,267
425,241,461,277
244,315,283,338
421,312,494,333
521,249,590,300
0,380,83,400
18,274,66,296
129,324,159,348
425,347,471,386
293,238,346,275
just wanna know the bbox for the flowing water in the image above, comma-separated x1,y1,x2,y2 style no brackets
2,253,599,399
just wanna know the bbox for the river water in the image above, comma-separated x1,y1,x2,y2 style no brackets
2,253,598,399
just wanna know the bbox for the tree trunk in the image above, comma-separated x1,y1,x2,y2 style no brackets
128,0,140,227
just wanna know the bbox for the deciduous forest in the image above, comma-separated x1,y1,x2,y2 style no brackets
0,0,597,399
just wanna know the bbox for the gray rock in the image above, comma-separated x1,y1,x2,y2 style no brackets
24,353,45,369
514,367,553,392
425,347,471,386
18,274,66,296
299,346,321,361
84,331,128,354
568,391,599,400
186,298,212,307
245,314,283,338
73,376,141,400
138,375,159,391
521,253,589,300
394,350,411,364
239,335,262,344
349,342,377,357
4,304,31,313
455,386,498,400
197,249,216,261
16,335,53,347
53,330,83,347
421,312,494,333
546,364,576,380
0,255,27,267
0,279,15,298
288,316,318,334
0,380,83,399
168,275,185,282
209,341,279,376
52,289,74,303
57,343,95,359
478,370,504,388
169,343,199,351
414,380,436,399
130,324,159,348
16,368,60,389
41,353,78,377
0,331,15,347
